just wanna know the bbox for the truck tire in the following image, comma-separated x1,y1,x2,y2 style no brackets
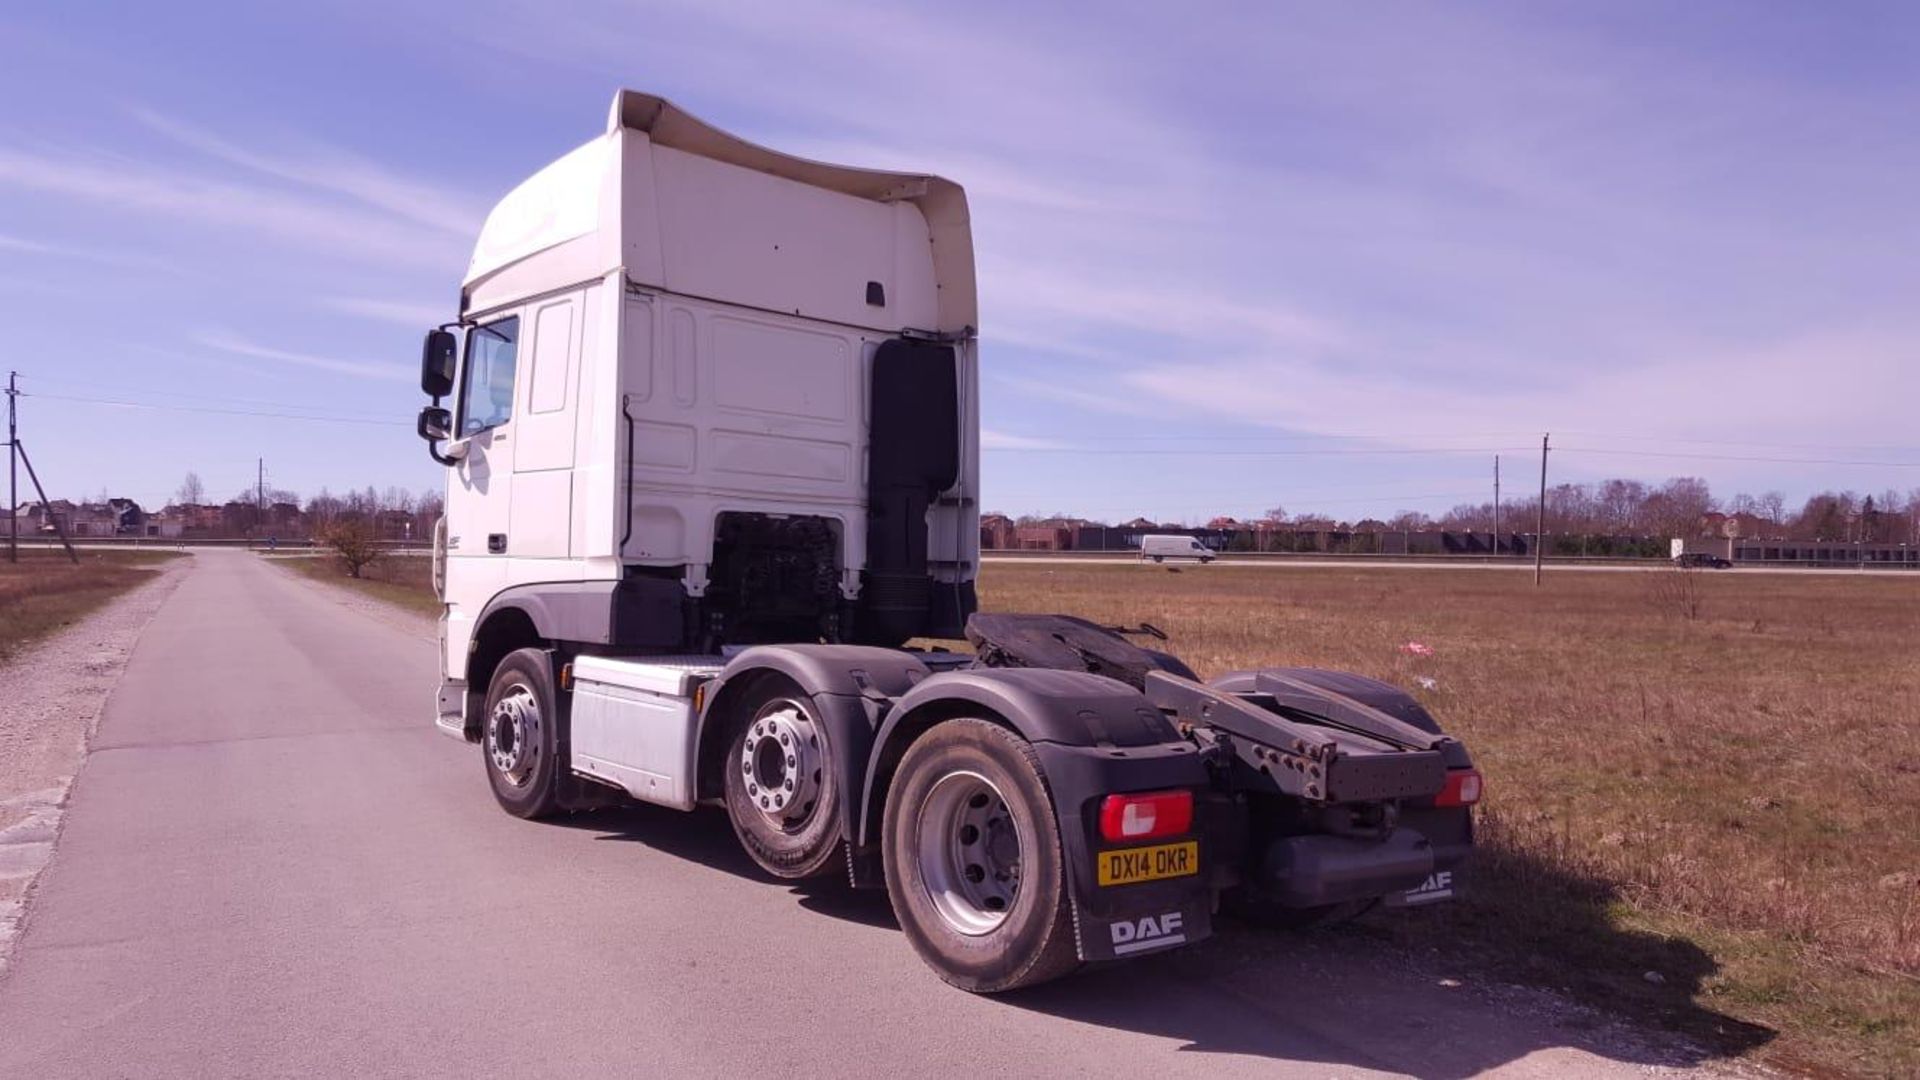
882,718,1080,993
482,647,563,819
722,684,843,880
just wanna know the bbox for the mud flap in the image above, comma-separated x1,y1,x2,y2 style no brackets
1030,741,1217,964
1381,866,1461,908
1073,894,1213,962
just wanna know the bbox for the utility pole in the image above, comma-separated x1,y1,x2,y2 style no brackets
257,457,265,539
7,371,16,564
1535,433,1549,586
1493,455,1501,558
5,373,78,564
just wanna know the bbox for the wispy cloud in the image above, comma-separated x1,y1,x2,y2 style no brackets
129,107,487,237
0,230,181,272
980,428,1069,451
194,330,414,382
320,296,453,328
0,148,468,271
1120,326,1920,463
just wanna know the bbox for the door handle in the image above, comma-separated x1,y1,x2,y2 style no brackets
488,534,507,554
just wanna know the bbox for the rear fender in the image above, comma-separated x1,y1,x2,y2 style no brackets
860,668,1216,961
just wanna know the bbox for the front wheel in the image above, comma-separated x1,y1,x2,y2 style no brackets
882,718,1080,993
482,647,563,819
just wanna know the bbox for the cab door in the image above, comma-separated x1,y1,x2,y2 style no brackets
447,314,520,563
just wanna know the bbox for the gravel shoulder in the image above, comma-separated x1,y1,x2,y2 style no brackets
0,555,191,969
259,554,437,642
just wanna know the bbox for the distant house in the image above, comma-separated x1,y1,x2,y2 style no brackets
145,511,185,539
1012,525,1072,551
106,498,147,535
979,513,1014,550
15,499,79,536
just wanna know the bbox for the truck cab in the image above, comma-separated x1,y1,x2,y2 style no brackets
419,90,981,730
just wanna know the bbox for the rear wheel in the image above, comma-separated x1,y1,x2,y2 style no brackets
482,647,563,819
723,684,843,879
882,718,1079,993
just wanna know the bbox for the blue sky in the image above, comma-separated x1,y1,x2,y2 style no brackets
3,1,1917,522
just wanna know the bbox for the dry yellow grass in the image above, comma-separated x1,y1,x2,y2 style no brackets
0,550,183,661
980,562,1919,1076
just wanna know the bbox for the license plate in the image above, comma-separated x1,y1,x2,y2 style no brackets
1097,840,1200,886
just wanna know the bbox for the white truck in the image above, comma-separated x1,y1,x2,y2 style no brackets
416,91,1479,991
1139,534,1217,563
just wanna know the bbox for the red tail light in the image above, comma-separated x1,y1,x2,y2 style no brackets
1434,769,1483,807
1099,790,1193,843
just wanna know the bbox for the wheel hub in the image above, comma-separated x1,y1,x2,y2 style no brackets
915,771,1022,936
488,685,541,787
740,702,821,825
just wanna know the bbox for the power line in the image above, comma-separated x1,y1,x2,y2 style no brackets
1556,446,1920,468
22,392,411,428
14,374,401,420
983,445,1532,457
1557,429,1920,455
997,430,1539,444
985,490,1491,515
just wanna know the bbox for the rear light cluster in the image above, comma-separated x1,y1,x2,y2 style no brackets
1434,768,1483,807
1098,790,1193,843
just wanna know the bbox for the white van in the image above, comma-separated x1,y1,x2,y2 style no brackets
1139,534,1216,563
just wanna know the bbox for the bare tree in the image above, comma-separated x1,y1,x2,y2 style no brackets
1758,491,1786,527
176,471,206,507
320,519,382,579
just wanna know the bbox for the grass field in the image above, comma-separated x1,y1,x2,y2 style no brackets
977,563,1919,1076
0,550,183,662
271,552,441,617
292,554,1918,1073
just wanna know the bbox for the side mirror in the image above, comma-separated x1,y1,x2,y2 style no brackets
418,406,464,466
417,405,452,442
420,329,457,397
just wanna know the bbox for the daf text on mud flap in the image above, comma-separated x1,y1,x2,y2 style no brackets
1110,912,1186,955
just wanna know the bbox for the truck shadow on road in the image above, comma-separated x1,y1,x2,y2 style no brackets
559,803,901,929
565,803,1772,1077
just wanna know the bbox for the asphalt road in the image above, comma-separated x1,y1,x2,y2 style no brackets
0,551,1724,1079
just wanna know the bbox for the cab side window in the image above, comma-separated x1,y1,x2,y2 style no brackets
459,316,520,437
